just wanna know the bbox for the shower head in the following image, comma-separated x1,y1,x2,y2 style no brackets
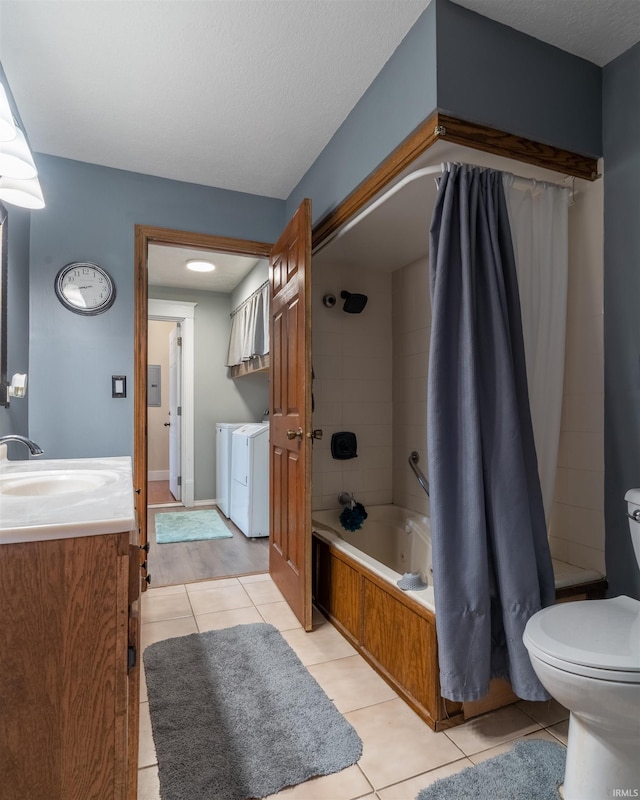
340,290,368,314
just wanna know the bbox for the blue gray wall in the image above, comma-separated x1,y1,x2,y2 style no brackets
603,41,640,598
435,0,601,158
28,154,284,459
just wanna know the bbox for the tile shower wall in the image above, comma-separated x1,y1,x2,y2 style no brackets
313,177,604,575
392,256,431,516
312,263,393,510
549,169,605,573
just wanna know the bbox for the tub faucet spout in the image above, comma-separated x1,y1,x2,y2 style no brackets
0,435,44,456
338,491,355,510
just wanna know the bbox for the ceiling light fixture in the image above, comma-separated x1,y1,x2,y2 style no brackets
186,260,216,272
0,82,45,209
0,85,17,142
0,175,45,210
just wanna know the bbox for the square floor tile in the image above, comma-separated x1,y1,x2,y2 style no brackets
468,728,562,764
196,606,264,632
547,719,569,745
346,699,464,789
243,579,285,605
140,616,198,651
238,572,273,585
264,765,372,799
185,577,240,592
443,704,541,756
144,584,186,597
187,584,253,615
141,590,194,623
516,698,569,727
138,702,157,769
137,765,160,800
257,601,303,631
308,655,398,714
282,624,357,667
377,758,473,799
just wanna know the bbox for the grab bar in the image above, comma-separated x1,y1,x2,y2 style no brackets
408,451,430,497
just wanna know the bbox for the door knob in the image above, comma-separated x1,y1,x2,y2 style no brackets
163,422,170,427
287,427,303,440
307,429,323,440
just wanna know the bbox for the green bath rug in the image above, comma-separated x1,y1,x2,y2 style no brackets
154,509,233,544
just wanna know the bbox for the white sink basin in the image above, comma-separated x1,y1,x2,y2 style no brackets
0,469,119,497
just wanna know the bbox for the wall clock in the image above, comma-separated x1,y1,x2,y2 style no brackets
55,262,116,315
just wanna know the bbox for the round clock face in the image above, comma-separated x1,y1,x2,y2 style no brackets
55,262,116,315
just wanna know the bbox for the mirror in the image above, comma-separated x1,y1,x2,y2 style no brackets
0,203,7,407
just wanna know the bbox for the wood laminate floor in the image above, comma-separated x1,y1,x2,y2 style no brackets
147,504,269,587
147,480,178,505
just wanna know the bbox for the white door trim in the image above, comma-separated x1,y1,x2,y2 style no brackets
148,299,197,508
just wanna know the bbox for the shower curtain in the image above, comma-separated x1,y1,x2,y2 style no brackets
427,164,556,702
503,176,570,521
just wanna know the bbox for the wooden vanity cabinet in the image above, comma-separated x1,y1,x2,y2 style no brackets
0,529,140,800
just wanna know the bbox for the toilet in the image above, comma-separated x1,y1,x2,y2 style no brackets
523,489,640,800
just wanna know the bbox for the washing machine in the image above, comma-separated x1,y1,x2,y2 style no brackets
230,423,270,538
215,423,244,518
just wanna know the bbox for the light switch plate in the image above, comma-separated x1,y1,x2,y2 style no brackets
112,375,126,398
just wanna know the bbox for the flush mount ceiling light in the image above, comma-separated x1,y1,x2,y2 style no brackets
186,260,216,272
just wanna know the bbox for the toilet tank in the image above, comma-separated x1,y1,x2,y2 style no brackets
624,489,640,569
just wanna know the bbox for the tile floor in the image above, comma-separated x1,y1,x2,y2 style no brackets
138,573,569,800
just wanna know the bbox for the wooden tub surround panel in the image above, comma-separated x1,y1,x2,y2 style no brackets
313,535,609,732
312,537,464,730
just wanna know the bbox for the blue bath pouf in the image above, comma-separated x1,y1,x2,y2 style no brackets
339,502,368,531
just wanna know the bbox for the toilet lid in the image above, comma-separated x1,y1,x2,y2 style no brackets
524,596,640,676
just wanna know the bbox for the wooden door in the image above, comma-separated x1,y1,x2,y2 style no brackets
269,199,313,631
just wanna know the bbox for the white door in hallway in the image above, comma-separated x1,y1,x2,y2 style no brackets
169,323,181,501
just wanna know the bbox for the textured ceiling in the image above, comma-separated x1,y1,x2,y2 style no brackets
452,0,640,67
0,0,637,202
0,0,430,199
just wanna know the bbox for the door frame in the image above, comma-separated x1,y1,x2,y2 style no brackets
148,300,196,507
134,226,272,573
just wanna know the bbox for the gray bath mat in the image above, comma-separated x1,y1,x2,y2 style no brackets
416,739,565,800
143,622,363,799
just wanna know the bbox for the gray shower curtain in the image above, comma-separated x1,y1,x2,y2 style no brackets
427,164,555,702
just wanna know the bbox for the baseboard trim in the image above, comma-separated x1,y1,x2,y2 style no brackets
148,470,169,481
193,498,217,507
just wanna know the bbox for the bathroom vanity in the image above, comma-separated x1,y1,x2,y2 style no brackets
0,454,139,800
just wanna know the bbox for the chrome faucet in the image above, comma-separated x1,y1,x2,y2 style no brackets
0,435,44,456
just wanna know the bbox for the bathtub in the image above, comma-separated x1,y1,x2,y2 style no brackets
312,503,609,731
312,503,458,730
312,504,435,612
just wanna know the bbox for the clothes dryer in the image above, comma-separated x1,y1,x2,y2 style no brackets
230,423,269,537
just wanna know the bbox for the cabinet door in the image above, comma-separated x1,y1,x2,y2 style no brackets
0,532,134,800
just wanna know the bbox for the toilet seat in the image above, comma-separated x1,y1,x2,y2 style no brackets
523,596,640,683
